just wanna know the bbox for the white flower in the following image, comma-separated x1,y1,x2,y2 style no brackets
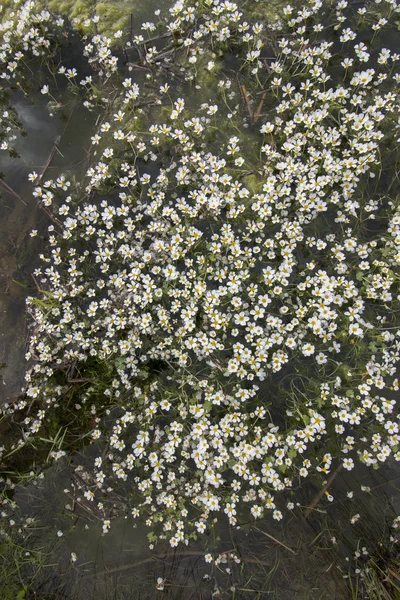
301,344,315,357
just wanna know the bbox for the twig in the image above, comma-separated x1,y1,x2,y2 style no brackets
31,274,41,292
126,62,151,71
37,100,78,185
263,58,272,73
0,179,27,205
87,554,198,578
389,568,400,583
153,48,176,63
253,91,267,123
135,32,172,46
88,549,271,578
304,463,343,519
38,204,63,228
253,526,296,554
37,135,61,185
241,84,253,120
64,490,102,522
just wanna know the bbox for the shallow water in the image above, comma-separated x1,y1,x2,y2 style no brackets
0,98,95,403
1,2,400,599
7,451,400,599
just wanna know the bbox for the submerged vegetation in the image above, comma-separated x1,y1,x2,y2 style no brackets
1,0,400,596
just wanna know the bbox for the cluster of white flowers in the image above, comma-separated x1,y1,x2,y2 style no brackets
1,0,400,550
83,33,119,75
0,1,66,151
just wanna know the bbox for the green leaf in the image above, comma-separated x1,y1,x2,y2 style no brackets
12,279,28,288
28,297,51,309
114,357,125,370
40,290,55,299
203,400,212,412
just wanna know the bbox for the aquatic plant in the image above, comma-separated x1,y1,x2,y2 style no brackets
1,0,400,565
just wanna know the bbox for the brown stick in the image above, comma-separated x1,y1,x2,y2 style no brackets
253,526,296,554
64,491,102,522
126,62,151,71
241,84,253,120
153,48,176,63
304,463,343,519
388,568,400,583
37,100,77,186
135,32,172,46
0,179,27,205
263,58,272,74
37,135,61,185
88,549,271,578
253,91,267,123
39,204,63,228
31,274,41,292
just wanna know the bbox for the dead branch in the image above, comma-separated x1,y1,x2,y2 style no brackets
241,84,253,121
0,179,27,206
37,135,61,185
304,463,343,519
253,91,267,123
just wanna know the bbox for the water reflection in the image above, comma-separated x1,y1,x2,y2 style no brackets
0,97,94,403
8,452,400,599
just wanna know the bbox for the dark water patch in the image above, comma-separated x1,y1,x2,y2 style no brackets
0,98,95,404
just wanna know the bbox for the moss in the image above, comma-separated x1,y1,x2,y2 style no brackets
96,2,127,35
42,0,133,37
242,173,262,194
2,0,163,44
45,0,93,20
244,0,293,23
